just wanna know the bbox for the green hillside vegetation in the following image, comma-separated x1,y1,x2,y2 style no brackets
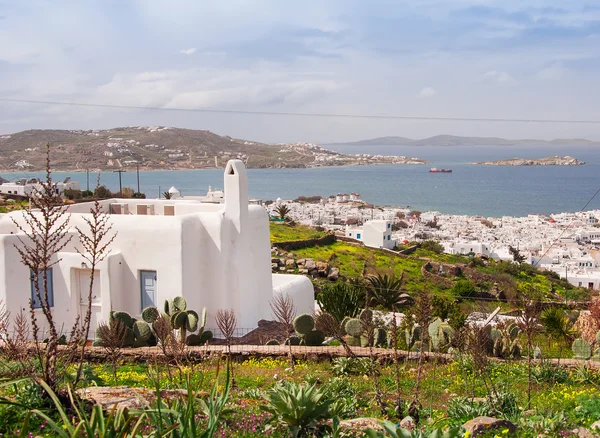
270,223,591,304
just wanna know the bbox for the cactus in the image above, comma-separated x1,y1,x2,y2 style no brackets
164,297,208,344
200,330,213,343
374,328,387,347
266,339,279,346
347,335,361,347
112,311,134,329
285,336,301,346
133,320,152,342
315,313,338,335
592,348,600,362
344,318,363,337
359,309,373,323
293,314,315,335
596,331,600,345
507,323,520,339
405,326,422,350
142,306,160,324
340,316,351,336
186,334,202,346
533,346,542,359
572,338,592,359
304,330,325,346
490,328,502,342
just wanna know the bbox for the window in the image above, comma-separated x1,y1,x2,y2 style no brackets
30,268,54,308
357,233,361,239
387,223,391,229
349,233,352,237
387,235,391,240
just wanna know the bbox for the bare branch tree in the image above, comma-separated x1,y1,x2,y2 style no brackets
11,144,72,390
270,293,296,367
73,174,116,387
95,319,128,385
216,309,237,384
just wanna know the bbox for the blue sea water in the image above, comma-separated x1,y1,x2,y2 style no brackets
2,145,600,218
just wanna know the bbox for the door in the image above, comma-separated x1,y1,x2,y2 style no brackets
140,271,157,310
77,269,101,339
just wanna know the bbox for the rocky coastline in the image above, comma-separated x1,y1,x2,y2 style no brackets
471,155,585,166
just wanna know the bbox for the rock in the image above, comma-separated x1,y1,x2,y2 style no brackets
462,417,517,437
399,416,416,431
339,418,383,433
286,253,294,259
271,263,278,270
573,427,595,438
286,269,295,273
297,258,306,266
76,386,199,411
285,259,296,267
327,267,340,281
304,259,317,270
271,257,280,264
317,262,329,276
279,267,286,271
590,421,600,433
299,269,309,274
279,258,286,266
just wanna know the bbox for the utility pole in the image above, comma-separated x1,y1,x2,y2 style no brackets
86,168,90,192
136,164,140,193
113,169,125,196
158,185,161,199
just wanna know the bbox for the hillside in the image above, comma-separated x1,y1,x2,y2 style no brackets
0,127,427,172
328,135,600,147
472,156,585,166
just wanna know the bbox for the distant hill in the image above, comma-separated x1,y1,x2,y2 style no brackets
327,135,600,147
0,127,427,172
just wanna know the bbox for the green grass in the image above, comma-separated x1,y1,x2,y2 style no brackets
269,222,328,243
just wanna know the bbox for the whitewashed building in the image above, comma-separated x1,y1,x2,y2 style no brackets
0,160,314,336
345,219,395,249
0,178,81,197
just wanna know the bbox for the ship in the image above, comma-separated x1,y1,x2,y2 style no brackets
429,167,452,173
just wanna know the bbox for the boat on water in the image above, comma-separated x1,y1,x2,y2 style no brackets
429,167,452,173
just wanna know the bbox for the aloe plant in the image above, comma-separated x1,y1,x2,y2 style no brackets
261,381,333,437
365,420,462,438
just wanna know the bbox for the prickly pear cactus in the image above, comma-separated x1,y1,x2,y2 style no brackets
572,338,592,360
345,318,364,337
293,314,315,335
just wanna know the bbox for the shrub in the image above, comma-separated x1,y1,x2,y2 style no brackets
331,357,372,376
316,283,363,322
451,279,476,300
421,240,444,254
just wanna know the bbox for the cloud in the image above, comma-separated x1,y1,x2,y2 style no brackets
481,70,518,85
418,87,436,98
179,48,197,55
537,63,568,80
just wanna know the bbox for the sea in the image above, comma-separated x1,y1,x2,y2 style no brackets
2,144,600,218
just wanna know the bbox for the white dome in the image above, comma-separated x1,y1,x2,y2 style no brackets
168,186,181,198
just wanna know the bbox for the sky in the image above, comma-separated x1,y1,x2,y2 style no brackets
1,0,600,143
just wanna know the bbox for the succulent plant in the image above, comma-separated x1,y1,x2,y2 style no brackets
315,312,338,335
572,338,592,359
359,309,373,323
344,318,364,337
112,311,134,329
405,325,422,350
340,316,351,336
347,335,361,347
163,297,207,344
142,306,160,324
596,330,600,345
285,336,301,346
133,320,152,342
304,330,325,346
533,346,543,359
374,328,387,347
293,314,315,335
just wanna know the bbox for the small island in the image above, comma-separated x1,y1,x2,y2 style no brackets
471,156,585,166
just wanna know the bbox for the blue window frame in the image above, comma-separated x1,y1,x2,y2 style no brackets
30,268,54,308
357,233,361,239
387,223,391,229
387,235,391,240
349,233,352,237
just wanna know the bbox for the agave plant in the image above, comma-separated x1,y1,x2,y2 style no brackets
261,381,333,438
365,420,462,438
367,273,411,311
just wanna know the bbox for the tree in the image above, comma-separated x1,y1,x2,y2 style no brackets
270,293,296,367
73,177,116,387
540,307,575,362
11,144,72,391
162,191,172,200
274,204,291,221
509,246,526,264
121,187,135,198
367,273,411,311
93,185,112,199
451,279,476,300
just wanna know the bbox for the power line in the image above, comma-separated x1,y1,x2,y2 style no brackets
3,97,600,124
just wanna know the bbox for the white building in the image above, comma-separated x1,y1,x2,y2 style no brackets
0,160,313,337
345,219,395,249
0,178,80,197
